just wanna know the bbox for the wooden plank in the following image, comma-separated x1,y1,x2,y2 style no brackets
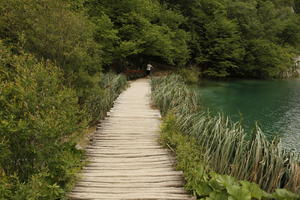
86,146,165,150
85,150,169,155
87,155,173,160
72,187,187,194
79,171,183,177
87,160,174,165
89,145,162,148
91,138,158,142
85,162,174,168
69,192,193,199
83,165,175,170
85,153,169,157
74,181,184,188
81,168,177,172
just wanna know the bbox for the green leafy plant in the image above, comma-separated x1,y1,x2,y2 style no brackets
0,41,88,199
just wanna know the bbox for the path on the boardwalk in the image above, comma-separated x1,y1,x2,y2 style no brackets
69,79,194,200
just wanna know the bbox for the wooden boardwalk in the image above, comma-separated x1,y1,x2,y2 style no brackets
69,79,194,200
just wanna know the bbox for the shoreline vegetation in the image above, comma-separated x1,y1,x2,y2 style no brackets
151,74,300,199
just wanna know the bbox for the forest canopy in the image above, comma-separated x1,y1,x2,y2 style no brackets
162,0,300,78
1,0,300,78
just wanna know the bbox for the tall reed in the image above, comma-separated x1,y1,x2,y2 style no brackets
151,74,300,193
85,72,127,124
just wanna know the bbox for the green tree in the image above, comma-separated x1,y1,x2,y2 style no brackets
85,0,190,68
0,0,102,90
196,16,245,77
295,0,300,13
162,0,300,78
243,39,294,78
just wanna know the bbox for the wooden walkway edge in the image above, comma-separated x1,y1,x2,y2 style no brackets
69,79,194,200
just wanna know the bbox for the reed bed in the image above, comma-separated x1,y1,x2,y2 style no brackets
151,74,300,193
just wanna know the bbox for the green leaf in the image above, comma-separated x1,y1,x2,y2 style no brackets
227,185,251,200
195,181,213,196
240,181,265,200
209,191,229,200
209,173,237,191
272,189,300,200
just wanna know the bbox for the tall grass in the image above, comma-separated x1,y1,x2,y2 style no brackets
84,72,127,124
151,74,300,193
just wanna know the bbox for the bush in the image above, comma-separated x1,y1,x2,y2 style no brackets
0,42,87,199
178,67,200,84
0,0,104,108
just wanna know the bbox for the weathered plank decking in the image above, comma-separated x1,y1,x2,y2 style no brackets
69,79,194,200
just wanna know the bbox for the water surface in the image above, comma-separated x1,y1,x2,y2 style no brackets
198,79,300,151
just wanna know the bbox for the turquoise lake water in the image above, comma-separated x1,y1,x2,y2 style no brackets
198,79,300,152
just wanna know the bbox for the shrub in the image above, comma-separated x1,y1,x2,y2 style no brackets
0,42,87,199
178,67,200,84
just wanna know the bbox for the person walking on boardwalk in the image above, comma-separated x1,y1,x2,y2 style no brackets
146,63,153,77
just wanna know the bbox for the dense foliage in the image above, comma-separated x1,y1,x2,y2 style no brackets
0,0,104,106
0,42,127,199
162,0,300,78
84,0,190,68
151,75,300,195
0,42,86,199
2,0,298,78
0,0,127,198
